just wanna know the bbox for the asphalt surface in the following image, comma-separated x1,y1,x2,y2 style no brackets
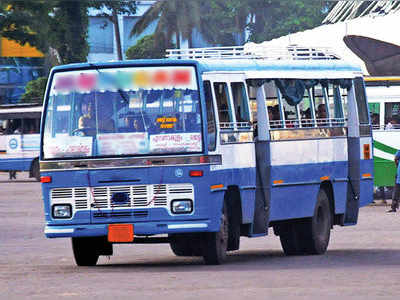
1,172,400,300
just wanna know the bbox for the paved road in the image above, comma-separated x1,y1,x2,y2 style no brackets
1,172,400,300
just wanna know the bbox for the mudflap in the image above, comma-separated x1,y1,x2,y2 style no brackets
252,140,271,235
344,137,361,225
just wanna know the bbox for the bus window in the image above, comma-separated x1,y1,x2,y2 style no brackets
264,81,282,129
368,103,380,129
384,102,400,129
299,91,313,127
204,81,216,151
247,85,257,122
213,82,232,126
312,84,328,127
327,84,345,126
354,78,369,125
23,118,40,134
231,82,250,124
279,91,299,128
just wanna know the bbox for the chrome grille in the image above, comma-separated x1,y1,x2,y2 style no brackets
50,183,194,212
51,188,89,210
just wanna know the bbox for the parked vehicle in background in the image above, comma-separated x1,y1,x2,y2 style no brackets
39,46,373,266
0,104,41,181
365,76,400,192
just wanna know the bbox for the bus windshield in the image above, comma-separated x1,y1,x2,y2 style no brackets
42,66,202,159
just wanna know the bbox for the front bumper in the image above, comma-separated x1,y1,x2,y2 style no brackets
44,219,212,238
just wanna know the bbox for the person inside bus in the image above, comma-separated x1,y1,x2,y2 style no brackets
371,113,379,129
316,103,328,126
78,101,114,134
385,117,398,130
79,101,96,129
268,105,280,128
132,118,144,132
302,108,313,127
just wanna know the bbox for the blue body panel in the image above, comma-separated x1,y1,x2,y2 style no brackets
41,165,257,238
269,161,348,221
359,159,374,207
0,157,34,171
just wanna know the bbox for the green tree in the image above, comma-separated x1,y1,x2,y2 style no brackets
130,0,201,49
0,1,136,64
88,1,136,60
20,77,48,104
245,0,334,43
126,34,169,59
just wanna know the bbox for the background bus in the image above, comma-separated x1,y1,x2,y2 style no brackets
0,104,41,180
365,76,400,190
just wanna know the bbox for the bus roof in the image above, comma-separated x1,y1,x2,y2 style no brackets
50,57,363,80
364,76,400,86
0,104,42,119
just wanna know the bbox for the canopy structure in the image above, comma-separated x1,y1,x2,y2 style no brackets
244,12,400,76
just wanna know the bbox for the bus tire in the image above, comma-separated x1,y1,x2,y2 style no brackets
202,203,228,265
72,237,100,266
278,222,303,255
31,159,40,181
302,188,332,255
169,234,202,256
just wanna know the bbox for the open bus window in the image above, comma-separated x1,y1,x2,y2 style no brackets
384,102,400,129
299,92,314,128
231,82,250,125
264,81,282,129
204,81,216,151
311,84,329,127
214,82,233,127
368,103,380,129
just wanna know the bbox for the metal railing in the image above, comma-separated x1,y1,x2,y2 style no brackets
166,45,340,61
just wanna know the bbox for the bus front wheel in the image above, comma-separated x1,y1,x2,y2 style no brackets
169,234,202,256
31,159,40,182
72,237,100,266
202,203,228,265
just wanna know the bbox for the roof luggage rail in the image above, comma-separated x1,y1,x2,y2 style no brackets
166,45,341,61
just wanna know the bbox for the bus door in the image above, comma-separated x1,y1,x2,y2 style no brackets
344,78,372,225
204,73,259,236
252,81,271,235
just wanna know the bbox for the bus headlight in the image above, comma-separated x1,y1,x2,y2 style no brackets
52,204,72,218
171,200,193,214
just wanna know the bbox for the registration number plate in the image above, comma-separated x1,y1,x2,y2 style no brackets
108,224,134,242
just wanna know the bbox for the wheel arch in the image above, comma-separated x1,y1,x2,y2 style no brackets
29,157,40,181
320,180,335,225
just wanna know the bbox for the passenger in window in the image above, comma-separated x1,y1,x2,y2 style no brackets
385,118,396,130
219,104,230,123
316,104,328,126
132,118,144,132
302,108,313,127
268,105,280,128
371,113,379,129
79,101,96,129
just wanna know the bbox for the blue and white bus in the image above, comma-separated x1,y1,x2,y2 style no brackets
39,46,373,265
0,104,41,180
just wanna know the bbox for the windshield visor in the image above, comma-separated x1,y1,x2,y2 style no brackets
42,66,202,159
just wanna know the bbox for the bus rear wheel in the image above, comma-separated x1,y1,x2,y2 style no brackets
202,203,228,265
72,237,100,266
302,188,332,254
278,188,331,255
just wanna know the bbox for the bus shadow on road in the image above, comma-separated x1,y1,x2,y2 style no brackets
92,248,400,271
